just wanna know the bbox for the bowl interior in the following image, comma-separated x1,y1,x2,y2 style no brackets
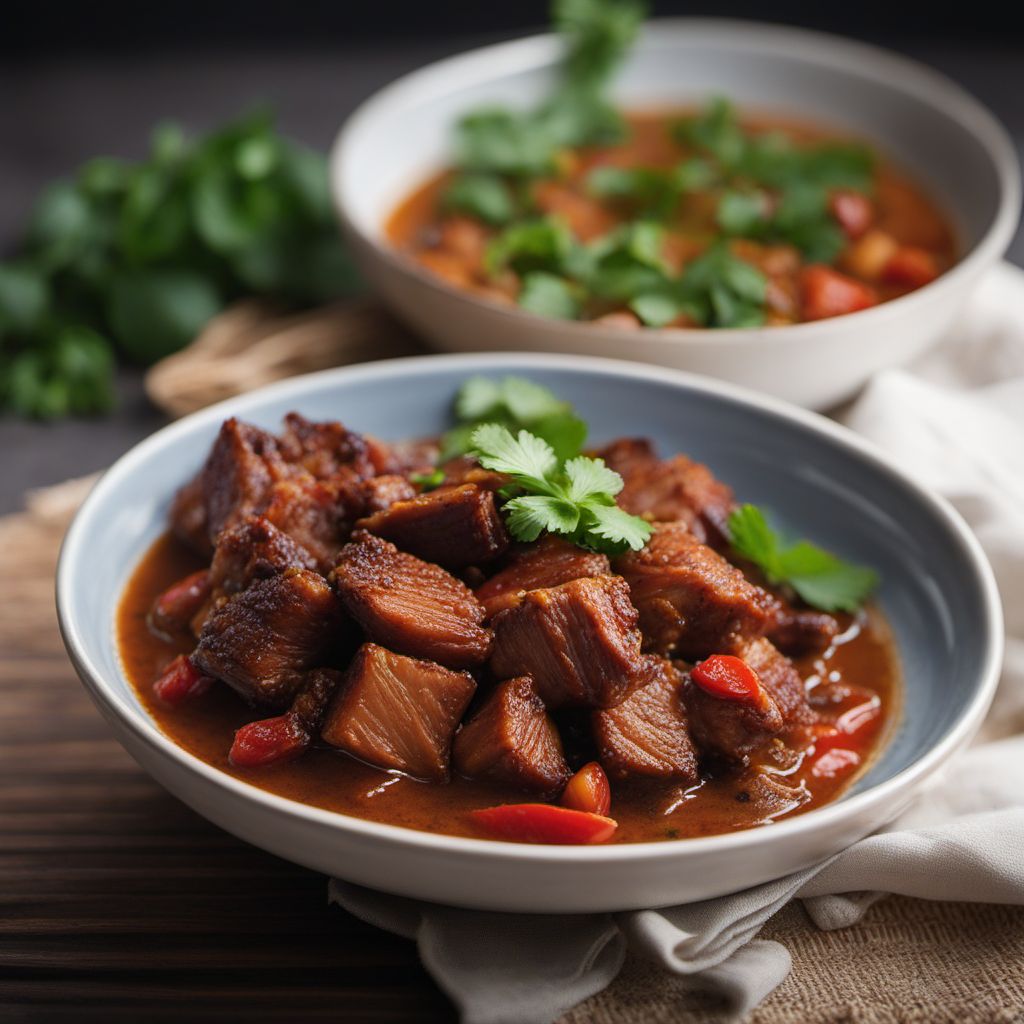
64,355,993,818
336,21,1005,262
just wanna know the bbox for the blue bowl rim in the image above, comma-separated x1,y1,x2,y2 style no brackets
56,351,1004,862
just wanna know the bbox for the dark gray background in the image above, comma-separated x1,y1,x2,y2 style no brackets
2,24,1022,513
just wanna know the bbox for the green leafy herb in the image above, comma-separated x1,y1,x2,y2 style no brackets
471,423,652,554
485,218,578,277
0,110,359,418
410,468,446,491
518,272,582,320
727,503,879,612
454,0,645,177
442,375,588,463
443,173,518,226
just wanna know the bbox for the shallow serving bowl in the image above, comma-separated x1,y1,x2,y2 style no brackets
57,353,1002,913
331,19,1020,410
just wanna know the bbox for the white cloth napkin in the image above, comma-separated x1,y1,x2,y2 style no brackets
330,262,1024,1023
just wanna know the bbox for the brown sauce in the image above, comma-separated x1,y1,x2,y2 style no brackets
117,532,901,844
386,111,956,324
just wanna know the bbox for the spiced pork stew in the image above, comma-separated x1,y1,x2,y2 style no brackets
118,377,899,846
386,1,956,330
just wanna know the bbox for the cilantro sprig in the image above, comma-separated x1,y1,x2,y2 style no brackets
727,504,878,612
471,423,652,555
441,376,587,462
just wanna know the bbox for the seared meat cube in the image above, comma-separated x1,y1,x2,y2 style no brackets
360,475,417,515
685,676,784,765
200,418,293,543
169,475,213,557
602,441,734,547
367,436,440,476
437,455,509,492
291,667,345,733
592,658,698,781
769,604,840,656
262,476,364,571
321,643,476,781
453,676,569,793
358,484,509,569
736,636,812,728
739,769,811,820
617,522,778,659
475,536,611,619
682,638,809,763
489,575,652,709
332,531,491,669
208,516,318,599
194,569,344,709
278,412,374,479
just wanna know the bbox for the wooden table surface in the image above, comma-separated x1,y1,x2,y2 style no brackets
0,491,453,1023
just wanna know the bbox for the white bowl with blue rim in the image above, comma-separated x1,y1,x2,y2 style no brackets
330,19,1020,411
57,353,1002,912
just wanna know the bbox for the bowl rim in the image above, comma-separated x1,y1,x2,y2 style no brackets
330,16,1022,348
56,351,1004,864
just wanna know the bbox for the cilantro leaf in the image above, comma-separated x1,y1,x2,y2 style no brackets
518,272,582,320
442,376,587,462
485,218,577,277
727,504,879,612
409,468,445,491
470,422,651,555
443,173,517,225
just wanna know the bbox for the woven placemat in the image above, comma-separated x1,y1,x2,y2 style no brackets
9,478,1024,1023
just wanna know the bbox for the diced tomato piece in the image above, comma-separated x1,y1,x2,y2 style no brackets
229,714,310,768
882,246,940,289
830,191,873,239
811,747,861,779
800,265,878,321
560,762,612,816
153,654,214,706
470,803,618,845
691,654,764,707
149,569,212,635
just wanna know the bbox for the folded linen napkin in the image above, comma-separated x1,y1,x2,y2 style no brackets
330,262,1024,1023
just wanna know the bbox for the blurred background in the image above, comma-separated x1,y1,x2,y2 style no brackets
2,0,1023,510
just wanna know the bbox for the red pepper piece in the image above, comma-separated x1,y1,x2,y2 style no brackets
691,654,764,707
149,570,212,637
830,190,873,239
560,762,612,816
882,246,940,289
470,803,617,845
153,654,214,706
229,714,310,768
800,265,878,321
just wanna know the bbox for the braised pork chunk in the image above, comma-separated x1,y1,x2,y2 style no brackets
617,521,778,659
207,516,318,599
358,484,510,569
360,475,418,515
490,575,652,709
475,536,611,619
593,658,698,781
332,531,491,669
194,569,344,709
321,643,476,781
453,676,569,794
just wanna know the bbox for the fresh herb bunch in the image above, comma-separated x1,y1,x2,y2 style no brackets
727,503,879,612
441,375,587,462
471,422,652,555
442,0,645,221
0,112,359,419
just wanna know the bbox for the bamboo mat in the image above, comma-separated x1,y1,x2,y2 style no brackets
2,478,1023,1023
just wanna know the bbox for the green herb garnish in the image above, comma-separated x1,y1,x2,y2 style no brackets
441,376,587,462
410,468,446,491
454,0,645,177
0,111,359,419
471,423,652,555
727,503,879,612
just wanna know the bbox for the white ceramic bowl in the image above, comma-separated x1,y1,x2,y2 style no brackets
331,19,1020,410
57,353,1002,913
